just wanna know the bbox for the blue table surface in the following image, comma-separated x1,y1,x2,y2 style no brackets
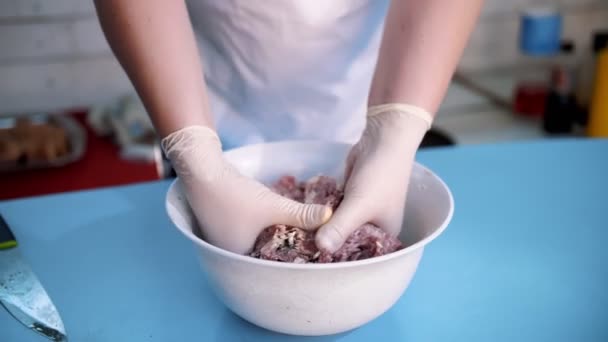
1,138,607,342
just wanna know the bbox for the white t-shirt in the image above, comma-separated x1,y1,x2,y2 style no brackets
186,0,390,149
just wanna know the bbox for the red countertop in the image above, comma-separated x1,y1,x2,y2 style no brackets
0,111,161,201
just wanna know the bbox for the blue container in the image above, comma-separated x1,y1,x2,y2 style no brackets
519,8,562,56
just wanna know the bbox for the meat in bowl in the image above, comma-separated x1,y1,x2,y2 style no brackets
249,175,403,263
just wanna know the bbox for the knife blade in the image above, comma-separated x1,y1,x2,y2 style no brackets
0,214,67,341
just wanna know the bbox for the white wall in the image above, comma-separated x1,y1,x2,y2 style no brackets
460,0,608,71
0,0,607,114
0,0,131,115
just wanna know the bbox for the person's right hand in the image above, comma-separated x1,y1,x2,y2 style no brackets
161,126,333,254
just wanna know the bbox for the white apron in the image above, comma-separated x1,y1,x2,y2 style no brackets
186,0,390,149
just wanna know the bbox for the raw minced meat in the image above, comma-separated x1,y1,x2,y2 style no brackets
249,175,403,263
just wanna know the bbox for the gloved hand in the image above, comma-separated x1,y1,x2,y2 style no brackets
315,103,433,252
162,126,333,254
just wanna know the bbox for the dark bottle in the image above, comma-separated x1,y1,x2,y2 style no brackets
543,42,578,134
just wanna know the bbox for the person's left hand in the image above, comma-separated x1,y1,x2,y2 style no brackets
315,103,432,252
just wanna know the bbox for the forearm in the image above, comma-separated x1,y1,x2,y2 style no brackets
94,0,212,138
369,0,483,114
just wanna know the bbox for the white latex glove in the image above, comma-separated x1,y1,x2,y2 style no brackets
162,126,333,254
316,103,433,252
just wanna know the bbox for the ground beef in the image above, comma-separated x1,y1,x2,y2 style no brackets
249,175,403,263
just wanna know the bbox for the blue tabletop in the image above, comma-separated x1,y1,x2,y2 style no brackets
1,139,607,342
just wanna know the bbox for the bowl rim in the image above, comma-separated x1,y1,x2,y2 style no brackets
165,140,455,270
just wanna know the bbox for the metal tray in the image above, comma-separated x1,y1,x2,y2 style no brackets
0,113,87,172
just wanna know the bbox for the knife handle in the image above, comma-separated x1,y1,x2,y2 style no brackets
0,214,17,250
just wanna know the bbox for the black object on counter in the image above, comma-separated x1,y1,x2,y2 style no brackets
543,91,577,134
420,128,456,148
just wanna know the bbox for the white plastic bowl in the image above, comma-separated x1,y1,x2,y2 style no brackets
165,140,454,336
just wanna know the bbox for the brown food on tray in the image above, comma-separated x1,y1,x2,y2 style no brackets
0,118,70,164
249,175,403,263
